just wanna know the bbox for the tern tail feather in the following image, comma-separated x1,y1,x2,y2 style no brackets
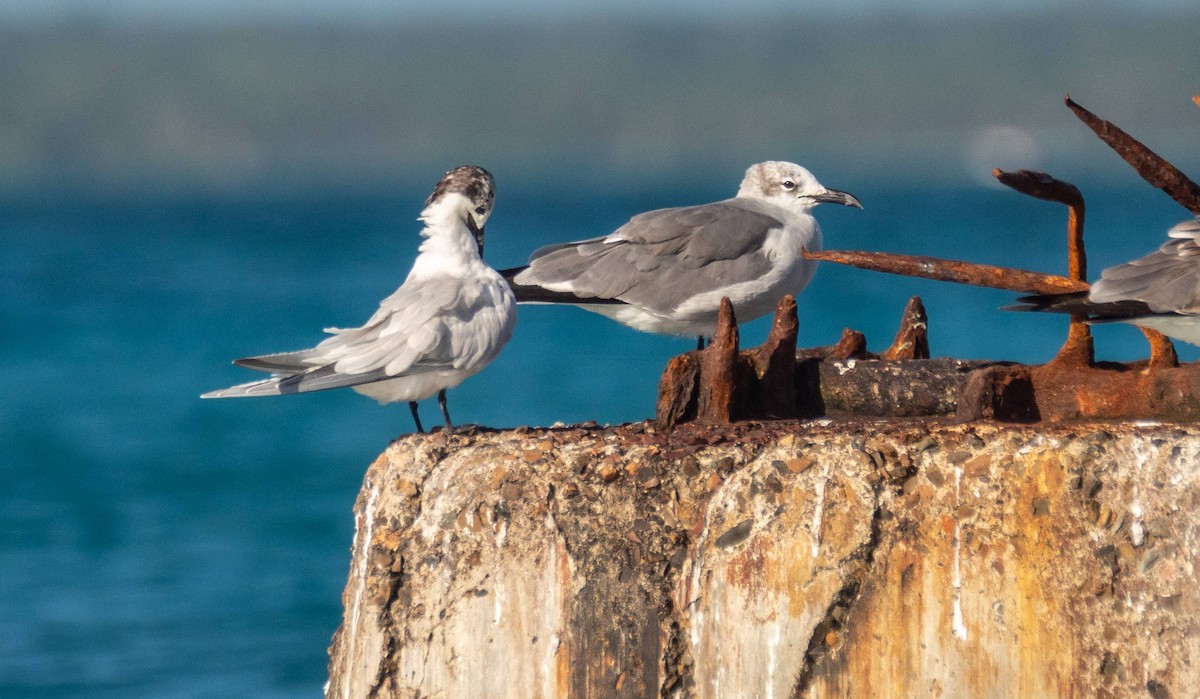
201,377,292,398
233,350,320,373
202,365,393,398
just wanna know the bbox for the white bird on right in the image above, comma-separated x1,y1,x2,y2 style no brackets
1008,217,1200,345
502,161,861,345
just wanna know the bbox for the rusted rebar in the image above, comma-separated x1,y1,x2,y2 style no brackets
802,249,1090,295
695,298,739,423
1065,95,1200,215
827,329,868,360
1142,327,1180,369
656,296,800,428
881,296,930,360
994,168,1093,367
745,295,799,418
993,169,1086,280
655,354,699,428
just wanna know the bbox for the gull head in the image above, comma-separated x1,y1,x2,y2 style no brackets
425,165,496,254
737,161,862,213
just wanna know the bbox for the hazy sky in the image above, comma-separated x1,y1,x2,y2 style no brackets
2,0,1196,194
1,0,1194,23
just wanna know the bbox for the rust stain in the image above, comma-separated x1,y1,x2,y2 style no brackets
724,533,769,599
824,538,930,698
767,505,825,619
890,545,928,698
1035,456,1065,494
1014,549,1070,696
553,538,573,699
811,447,1098,698
1010,451,1080,697
940,513,957,537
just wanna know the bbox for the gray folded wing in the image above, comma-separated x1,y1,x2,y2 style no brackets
1090,218,1200,314
516,200,781,314
201,365,396,397
203,276,499,398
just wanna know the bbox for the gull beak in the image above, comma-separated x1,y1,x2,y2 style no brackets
466,215,485,255
812,189,863,209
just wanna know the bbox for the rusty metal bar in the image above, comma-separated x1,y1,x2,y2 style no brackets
656,295,801,427
993,169,1087,281
993,168,1093,366
1065,95,1200,215
881,296,930,361
803,248,1090,295
696,298,738,423
1141,327,1179,368
745,295,800,418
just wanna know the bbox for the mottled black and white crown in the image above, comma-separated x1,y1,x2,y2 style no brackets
426,165,496,220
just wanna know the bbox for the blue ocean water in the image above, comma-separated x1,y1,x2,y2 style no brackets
1,174,1194,697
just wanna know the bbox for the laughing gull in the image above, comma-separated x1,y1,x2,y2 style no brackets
202,166,517,433
502,161,861,344
1007,217,1200,345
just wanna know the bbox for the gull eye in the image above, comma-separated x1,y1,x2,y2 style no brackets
781,180,796,191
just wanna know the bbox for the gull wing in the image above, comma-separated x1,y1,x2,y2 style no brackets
515,200,781,315
1004,291,1153,319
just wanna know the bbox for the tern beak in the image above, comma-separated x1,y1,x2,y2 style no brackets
466,215,485,255
812,189,863,209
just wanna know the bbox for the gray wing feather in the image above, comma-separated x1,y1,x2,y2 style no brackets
206,276,503,398
201,366,396,398
1090,219,1200,313
310,278,485,374
517,201,780,314
233,350,320,373
526,234,610,260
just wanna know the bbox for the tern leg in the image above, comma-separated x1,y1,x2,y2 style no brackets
408,401,425,434
696,336,706,350
437,390,454,429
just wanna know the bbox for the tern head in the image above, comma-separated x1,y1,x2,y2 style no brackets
737,161,862,213
425,165,496,254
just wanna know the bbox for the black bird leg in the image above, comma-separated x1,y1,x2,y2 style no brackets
696,335,707,350
437,389,454,430
408,401,425,434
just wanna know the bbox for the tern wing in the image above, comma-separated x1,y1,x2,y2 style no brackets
1089,218,1200,314
205,276,509,398
200,365,396,398
515,200,780,314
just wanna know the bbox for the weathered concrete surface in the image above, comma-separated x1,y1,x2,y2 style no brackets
326,420,1200,698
